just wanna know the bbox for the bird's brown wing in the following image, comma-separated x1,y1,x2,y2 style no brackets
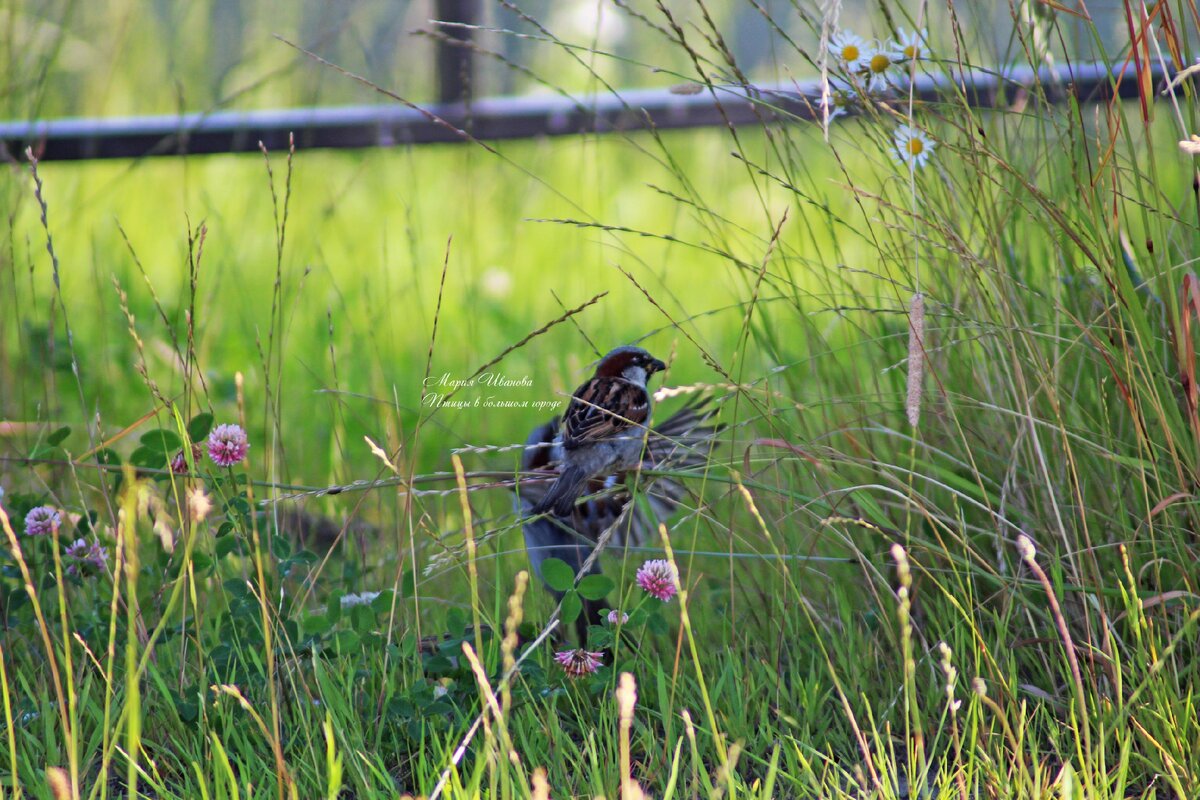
562,377,649,450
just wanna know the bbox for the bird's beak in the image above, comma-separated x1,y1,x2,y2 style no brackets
650,358,667,374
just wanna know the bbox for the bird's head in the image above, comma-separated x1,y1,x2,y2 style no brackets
594,346,667,385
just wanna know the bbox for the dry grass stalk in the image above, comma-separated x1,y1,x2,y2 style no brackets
531,767,551,800
906,292,926,427
617,672,640,800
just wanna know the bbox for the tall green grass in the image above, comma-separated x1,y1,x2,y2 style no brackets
2,0,1200,797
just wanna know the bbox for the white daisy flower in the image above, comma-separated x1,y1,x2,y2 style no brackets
818,76,854,122
893,124,936,169
864,44,904,92
828,30,869,72
892,28,928,61
340,590,381,609
820,95,846,122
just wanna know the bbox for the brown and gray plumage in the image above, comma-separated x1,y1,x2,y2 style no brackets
530,346,667,518
515,395,722,632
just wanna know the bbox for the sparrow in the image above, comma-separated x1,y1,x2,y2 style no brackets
530,346,667,518
515,396,722,636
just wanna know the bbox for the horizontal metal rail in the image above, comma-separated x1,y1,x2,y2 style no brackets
0,61,1176,162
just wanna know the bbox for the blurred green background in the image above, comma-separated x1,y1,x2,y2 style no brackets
6,0,774,116
3,0,1158,118
2,0,1186,527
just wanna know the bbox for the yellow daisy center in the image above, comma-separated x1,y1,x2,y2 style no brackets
869,53,892,73
841,44,860,62
904,44,919,59
906,138,925,156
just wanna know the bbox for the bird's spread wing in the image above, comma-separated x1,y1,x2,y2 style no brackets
517,396,724,548
562,377,649,449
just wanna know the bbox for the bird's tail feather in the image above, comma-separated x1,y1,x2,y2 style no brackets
532,464,590,517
